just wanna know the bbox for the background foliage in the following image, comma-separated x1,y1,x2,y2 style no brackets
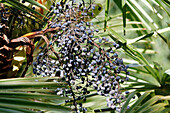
0,0,169,112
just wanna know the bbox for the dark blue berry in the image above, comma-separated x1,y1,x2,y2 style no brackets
86,22,90,26
5,8,8,11
32,62,37,66
59,6,62,10
96,29,99,32
112,66,116,69
33,68,37,74
50,5,54,9
54,9,59,14
102,37,106,40
126,71,130,75
126,77,129,81
57,2,60,6
32,7,35,10
116,76,120,81
121,79,124,83
65,100,69,103
106,38,109,42
126,65,129,68
22,0,25,3
113,53,118,57
125,91,129,94
99,39,102,43
113,42,117,47
92,6,95,10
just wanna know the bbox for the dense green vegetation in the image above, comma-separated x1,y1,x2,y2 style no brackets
0,0,169,112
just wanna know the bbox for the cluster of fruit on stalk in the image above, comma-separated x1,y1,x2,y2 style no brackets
33,0,130,112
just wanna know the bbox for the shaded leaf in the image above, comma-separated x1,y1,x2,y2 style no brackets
126,91,152,113
0,97,70,112
120,91,136,113
104,0,110,32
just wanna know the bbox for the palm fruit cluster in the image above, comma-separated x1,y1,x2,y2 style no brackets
32,0,130,112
